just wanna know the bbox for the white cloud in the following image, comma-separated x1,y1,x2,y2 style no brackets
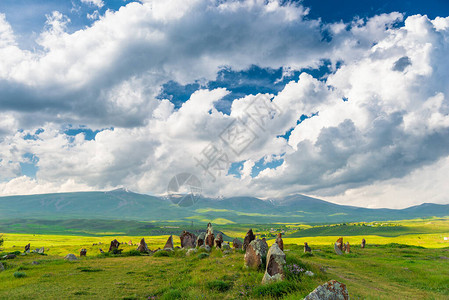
0,2,448,208
80,0,104,9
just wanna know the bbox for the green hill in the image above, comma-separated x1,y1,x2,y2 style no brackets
0,189,448,224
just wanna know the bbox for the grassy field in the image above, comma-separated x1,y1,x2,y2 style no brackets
1,217,449,299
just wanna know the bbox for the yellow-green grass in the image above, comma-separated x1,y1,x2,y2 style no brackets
281,233,449,249
1,242,449,299
2,234,178,256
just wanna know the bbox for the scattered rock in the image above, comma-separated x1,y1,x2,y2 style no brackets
108,239,120,252
128,240,133,246
344,242,350,254
99,249,104,254
304,242,312,253
199,245,211,252
305,271,315,276
164,235,174,250
80,249,87,257
244,239,268,269
361,238,366,249
31,261,39,265
38,247,45,254
205,223,215,248
243,229,256,251
196,232,206,247
232,238,243,250
64,254,77,261
180,231,196,249
334,238,343,255
304,280,349,300
215,233,223,248
0,262,4,271
275,233,284,251
2,254,16,260
262,243,286,284
24,243,30,253
186,248,197,256
136,238,149,253
222,242,231,250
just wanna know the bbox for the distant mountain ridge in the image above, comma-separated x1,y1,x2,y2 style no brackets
0,189,448,224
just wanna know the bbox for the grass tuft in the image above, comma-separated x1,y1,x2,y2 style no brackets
14,271,27,278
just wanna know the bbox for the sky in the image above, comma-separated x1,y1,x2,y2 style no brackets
0,0,449,208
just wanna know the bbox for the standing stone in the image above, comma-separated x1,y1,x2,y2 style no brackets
64,254,77,261
164,235,174,250
128,240,133,246
137,238,149,253
109,239,120,252
24,243,31,253
37,247,45,254
196,232,206,247
344,242,350,254
334,237,343,255
80,249,87,256
207,222,214,235
334,243,343,255
233,238,243,250
304,280,349,300
304,242,312,253
99,248,104,254
275,233,284,251
336,238,343,251
205,223,215,248
215,233,223,248
243,229,256,251
180,231,196,248
261,238,268,258
361,238,366,249
244,239,268,269
262,243,286,284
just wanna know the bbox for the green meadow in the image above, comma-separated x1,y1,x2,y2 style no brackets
1,217,449,299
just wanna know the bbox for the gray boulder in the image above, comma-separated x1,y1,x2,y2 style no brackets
199,245,211,252
304,280,349,300
262,243,286,284
64,254,77,261
222,242,231,250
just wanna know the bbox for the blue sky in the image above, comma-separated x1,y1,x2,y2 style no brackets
0,0,449,208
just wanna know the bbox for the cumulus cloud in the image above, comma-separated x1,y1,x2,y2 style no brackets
0,1,448,208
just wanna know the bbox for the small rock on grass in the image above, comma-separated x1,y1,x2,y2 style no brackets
304,280,349,300
64,254,77,261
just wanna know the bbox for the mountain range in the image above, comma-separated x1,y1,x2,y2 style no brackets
1,189,448,224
